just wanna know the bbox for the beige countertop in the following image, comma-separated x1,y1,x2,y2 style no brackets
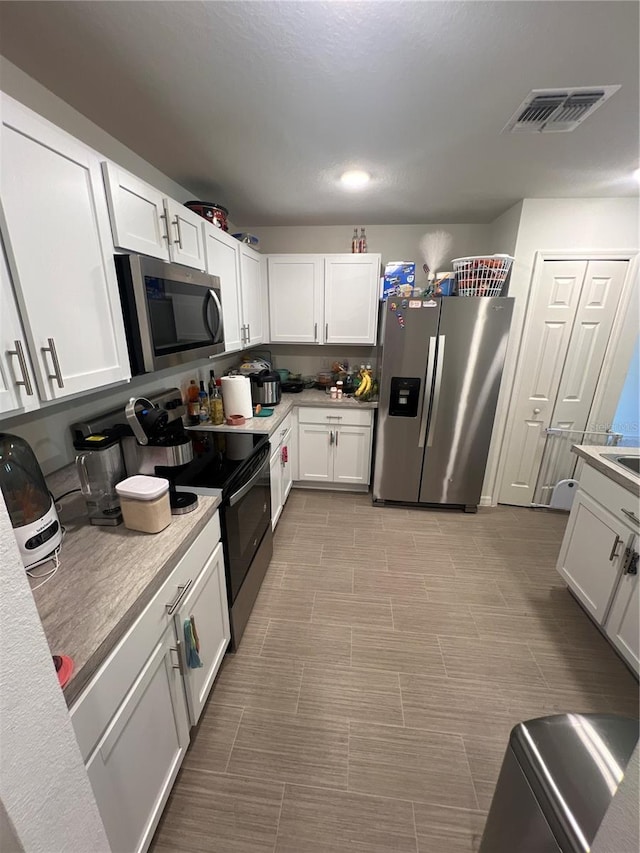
188,388,378,437
34,465,221,706
573,445,640,497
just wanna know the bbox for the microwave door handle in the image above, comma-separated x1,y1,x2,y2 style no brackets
208,288,224,343
203,291,216,341
228,454,269,507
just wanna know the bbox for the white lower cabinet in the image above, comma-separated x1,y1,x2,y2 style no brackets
270,414,293,528
296,408,374,487
71,512,229,853
556,464,639,675
85,626,189,853
174,540,230,726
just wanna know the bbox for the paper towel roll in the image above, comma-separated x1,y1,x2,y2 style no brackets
220,375,253,419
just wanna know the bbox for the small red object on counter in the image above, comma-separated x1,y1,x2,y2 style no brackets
226,414,246,426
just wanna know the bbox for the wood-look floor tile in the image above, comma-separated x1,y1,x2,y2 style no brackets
393,601,478,638
151,771,283,853
234,614,269,657
399,674,513,741
281,562,353,594
312,592,393,629
413,533,480,558
211,656,303,713
321,544,388,566
348,722,477,809
424,576,508,608
469,605,571,644
500,684,610,720
297,664,404,725
260,561,285,589
271,544,323,565
293,525,355,547
413,802,486,848
353,567,427,601
438,636,546,687
252,587,315,622
386,552,455,577
227,708,348,789
275,784,418,853
261,619,351,665
352,628,446,676
528,639,637,695
182,704,243,774
463,735,506,815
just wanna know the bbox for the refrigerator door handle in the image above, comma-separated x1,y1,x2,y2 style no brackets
418,336,438,448
426,335,445,447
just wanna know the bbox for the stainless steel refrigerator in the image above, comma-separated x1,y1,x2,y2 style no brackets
372,296,514,511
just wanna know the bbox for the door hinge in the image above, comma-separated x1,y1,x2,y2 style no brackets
622,547,638,576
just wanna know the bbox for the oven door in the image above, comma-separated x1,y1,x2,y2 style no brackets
222,444,271,602
116,254,224,374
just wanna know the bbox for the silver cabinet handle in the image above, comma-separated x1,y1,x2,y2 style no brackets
159,212,170,243
329,430,334,445
335,430,339,447
172,216,183,248
621,508,640,527
609,534,622,561
42,337,64,388
170,640,185,675
7,340,34,395
325,323,329,340
166,579,193,614
247,323,251,342
314,322,318,341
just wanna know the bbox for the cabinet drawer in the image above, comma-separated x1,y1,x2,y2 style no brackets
71,511,221,760
272,412,293,446
297,407,373,427
580,465,639,531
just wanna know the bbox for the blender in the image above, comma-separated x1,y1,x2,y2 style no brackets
74,435,125,526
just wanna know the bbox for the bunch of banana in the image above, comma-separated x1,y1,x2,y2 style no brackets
355,370,372,399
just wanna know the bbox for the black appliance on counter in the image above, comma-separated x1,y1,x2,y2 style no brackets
249,370,282,407
174,431,273,648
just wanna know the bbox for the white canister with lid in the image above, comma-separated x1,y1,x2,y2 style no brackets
115,475,171,533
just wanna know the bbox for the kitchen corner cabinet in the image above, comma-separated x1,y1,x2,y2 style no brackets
0,96,131,401
70,512,228,853
297,408,374,487
102,161,206,272
203,224,243,353
239,244,264,347
556,464,639,674
270,413,293,527
0,243,39,416
266,253,381,345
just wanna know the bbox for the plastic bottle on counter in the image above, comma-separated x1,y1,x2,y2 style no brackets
351,227,359,253
187,380,200,425
359,227,367,253
198,381,209,423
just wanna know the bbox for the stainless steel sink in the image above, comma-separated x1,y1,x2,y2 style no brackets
602,454,640,476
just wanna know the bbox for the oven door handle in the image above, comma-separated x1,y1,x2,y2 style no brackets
228,451,269,507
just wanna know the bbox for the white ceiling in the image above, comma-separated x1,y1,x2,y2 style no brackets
0,1,638,225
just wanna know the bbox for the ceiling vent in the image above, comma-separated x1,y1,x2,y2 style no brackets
503,86,621,133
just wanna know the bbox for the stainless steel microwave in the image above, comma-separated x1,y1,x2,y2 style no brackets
114,254,224,375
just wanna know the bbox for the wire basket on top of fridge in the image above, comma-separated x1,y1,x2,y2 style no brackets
452,255,514,296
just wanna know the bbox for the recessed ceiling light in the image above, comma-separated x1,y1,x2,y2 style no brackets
340,170,370,190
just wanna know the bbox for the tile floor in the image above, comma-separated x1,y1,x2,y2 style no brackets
152,490,639,853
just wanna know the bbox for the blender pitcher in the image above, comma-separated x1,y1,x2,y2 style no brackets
74,435,125,526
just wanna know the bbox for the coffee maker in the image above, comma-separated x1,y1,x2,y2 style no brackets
71,388,198,515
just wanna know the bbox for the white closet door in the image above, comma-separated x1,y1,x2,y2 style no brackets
499,260,587,506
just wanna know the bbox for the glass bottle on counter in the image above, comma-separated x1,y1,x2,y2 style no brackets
351,227,359,253
209,379,224,426
187,380,200,426
198,381,209,423
358,227,367,253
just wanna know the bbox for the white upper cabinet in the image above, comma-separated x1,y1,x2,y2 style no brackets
101,162,170,261
324,255,381,345
268,255,323,343
203,224,243,353
164,198,206,270
239,244,264,347
0,95,131,401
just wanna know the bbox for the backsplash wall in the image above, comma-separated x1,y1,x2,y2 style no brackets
253,345,378,378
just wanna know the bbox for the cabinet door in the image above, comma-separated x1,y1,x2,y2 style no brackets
0,96,131,400
270,445,284,529
203,224,243,353
239,245,264,346
324,255,380,345
298,424,334,482
165,198,206,270
85,626,189,853
281,427,293,502
268,255,323,343
0,242,39,415
556,491,630,623
101,162,170,260
175,540,230,725
334,426,372,485
605,540,639,675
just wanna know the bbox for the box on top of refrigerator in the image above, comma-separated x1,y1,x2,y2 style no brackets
383,261,416,298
